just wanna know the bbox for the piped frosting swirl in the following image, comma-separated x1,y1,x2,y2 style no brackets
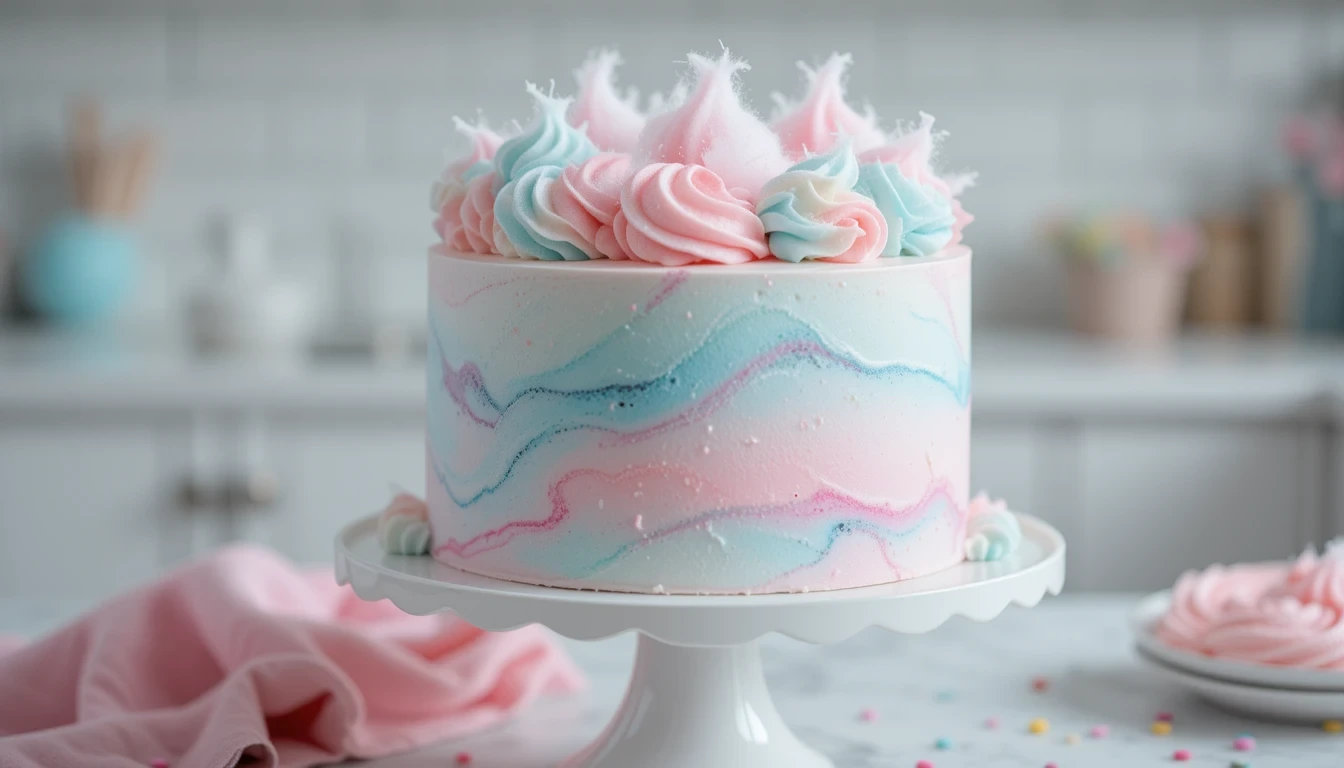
494,166,598,261
854,162,955,257
432,118,504,249
756,139,887,263
771,53,885,160
550,152,634,259
377,493,431,556
614,162,769,266
493,83,597,193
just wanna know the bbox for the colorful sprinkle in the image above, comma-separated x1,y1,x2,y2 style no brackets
1173,748,1191,761
1156,711,1175,723
1032,676,1050,692
934,737,952,750
1324,719,1343,733
1029,718,1050,735
454,752,472,765
1151,721,1173,736
1231,761,1251,768
1046,764,1059,768
1065,733,1081,744
934,689,956,702
1233,736,1255,751
859,707,878,722
985,717,1000,730
1089,724,1110,739
149,762,169,768
916,761,934,768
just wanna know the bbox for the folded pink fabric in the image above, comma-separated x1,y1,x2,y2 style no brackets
0,545,584,768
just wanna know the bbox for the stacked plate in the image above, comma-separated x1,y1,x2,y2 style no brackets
1131,592,1344,722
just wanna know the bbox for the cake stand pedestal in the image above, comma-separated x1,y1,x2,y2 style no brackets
335,514,1065,768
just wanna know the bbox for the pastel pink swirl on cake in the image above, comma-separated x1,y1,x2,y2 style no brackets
771,53,885,160
636,50,788,202
459,172,500,254
1283,546,1344,612
569,50,645,153
550,152,633,259
432,119,504,248
612,162,769,266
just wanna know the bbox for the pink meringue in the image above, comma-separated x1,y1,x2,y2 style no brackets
636,50,789,203
771,53,885,160
1156,542,1344,670
613,162,769,266
550,152,633,259
569,50,645,154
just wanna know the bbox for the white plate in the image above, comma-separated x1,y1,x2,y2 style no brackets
1131,591,1344,693
1136,646,1344,723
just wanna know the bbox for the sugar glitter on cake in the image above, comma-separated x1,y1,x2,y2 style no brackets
771,53,885,160
635,49,788,202
757,137,888,263
569,50,645,153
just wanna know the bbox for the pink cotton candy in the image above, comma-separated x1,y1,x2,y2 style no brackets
636,50,788,203
614,162,769,266
771,53,885,160
860,112,940,183
551,152,634,259
569,50,645,154
459,172,500,254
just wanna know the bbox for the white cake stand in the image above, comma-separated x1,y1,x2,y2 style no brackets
335,513,1065,768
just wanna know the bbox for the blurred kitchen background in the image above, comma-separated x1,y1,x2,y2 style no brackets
2,0,1344,601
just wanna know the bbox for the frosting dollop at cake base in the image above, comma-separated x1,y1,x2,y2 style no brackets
426,248,972,594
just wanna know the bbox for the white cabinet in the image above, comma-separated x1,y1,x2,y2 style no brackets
1076,423,1319,591
227,414,423,565
0,421,181,599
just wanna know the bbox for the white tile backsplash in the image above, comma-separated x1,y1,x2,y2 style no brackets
0,0,1334,328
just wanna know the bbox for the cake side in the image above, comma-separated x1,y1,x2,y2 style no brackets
426,248,971,594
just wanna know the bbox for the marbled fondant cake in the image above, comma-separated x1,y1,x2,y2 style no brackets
404,47,1018,593
427,250,970,593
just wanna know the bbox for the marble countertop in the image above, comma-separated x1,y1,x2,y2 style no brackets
5,328,1344,419
4,595,1340,767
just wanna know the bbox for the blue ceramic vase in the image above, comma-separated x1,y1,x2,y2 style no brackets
21,214,137,326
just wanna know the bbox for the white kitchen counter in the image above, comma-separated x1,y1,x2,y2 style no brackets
2,594,1340,767
4,328,1344,419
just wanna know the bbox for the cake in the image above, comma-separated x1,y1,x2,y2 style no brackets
394,48,1020,594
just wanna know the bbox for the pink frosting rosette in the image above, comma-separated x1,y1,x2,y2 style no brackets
432,119,504,249
613,162,769,267
1155,562,1289,650
459,172,501,255
549,152,634,259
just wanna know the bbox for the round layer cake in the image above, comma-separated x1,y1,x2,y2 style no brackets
425,246,971,594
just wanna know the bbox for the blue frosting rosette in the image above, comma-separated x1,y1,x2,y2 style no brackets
854,162,955,257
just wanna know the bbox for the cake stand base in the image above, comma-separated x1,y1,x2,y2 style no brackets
335,513,1065,768
562,637,828,768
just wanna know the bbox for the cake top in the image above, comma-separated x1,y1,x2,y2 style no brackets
432,48,974,266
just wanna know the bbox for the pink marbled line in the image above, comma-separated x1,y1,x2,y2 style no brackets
643,270,689,312
436,277,524,309
440,359,498,428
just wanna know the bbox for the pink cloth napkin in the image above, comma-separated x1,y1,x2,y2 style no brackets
0,545,584,768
